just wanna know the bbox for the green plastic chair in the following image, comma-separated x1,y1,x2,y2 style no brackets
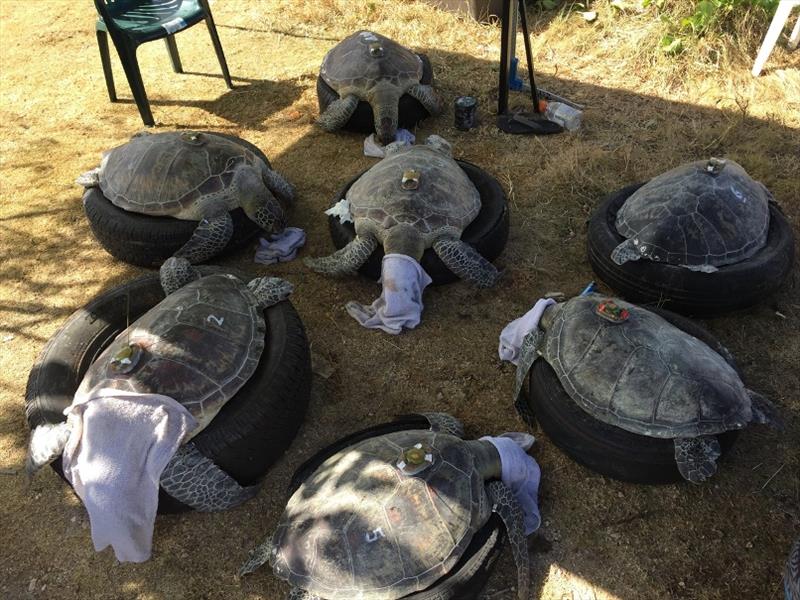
94,0,233,125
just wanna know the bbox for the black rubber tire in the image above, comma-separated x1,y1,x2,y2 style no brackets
288,416,505,600
587,182,796,316
316,53,435,134
327,160,509,285
82,132,267,268
518,307,741,484
25,268,312,514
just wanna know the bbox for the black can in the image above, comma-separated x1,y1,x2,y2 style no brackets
454,96,478,130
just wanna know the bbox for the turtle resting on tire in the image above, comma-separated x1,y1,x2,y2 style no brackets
305,135,501,288
318,30,442,144
239,413,529,600
611,158,771,273
26,257,294,511
76,130,294,264
787,539,800,600
512,294,782,483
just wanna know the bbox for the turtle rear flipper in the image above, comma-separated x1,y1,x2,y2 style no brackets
748,389,784,430
317,94,359,131
486,481,530,600
159,257,201,295
160,443,258,512
674,436,721,483
248,277,294,308
421,412,464,437
611,238,641,265
26,422,71,476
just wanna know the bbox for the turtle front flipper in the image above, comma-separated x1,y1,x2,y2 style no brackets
159,257,201,295
262,167,295,206
174,210,234,264
673,436,721,483
304,235,378,277
26,422,71,476
513,330,545,426
747,389,784,430
422,412,464,437
247,277,294,308
432,238,501,288
160,443,258,511
610,238,641,265
317,94,359,132
486,480,530,600
407,83,443,116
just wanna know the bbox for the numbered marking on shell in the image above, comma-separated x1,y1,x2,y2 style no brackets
207,314,225,327
365,528,385,543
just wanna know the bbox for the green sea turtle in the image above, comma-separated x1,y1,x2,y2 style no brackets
239,413,529,600
787,539,800,600
77,131,294,264
26,257,293,510
318,30,442,144
611,158,772,272
305,135,500,287
512,294,782,483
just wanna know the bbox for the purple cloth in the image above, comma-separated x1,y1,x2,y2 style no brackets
61,388,197,562
254,227,306,264
498,298,556,365
363,129,415,157
346,254,432,334
481,434,542,535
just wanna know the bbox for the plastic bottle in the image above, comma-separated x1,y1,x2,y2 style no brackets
542,101,583,131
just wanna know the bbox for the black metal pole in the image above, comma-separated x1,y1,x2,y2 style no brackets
497,0,513,117
518,0,541,113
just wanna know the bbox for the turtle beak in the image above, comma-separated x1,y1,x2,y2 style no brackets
378,118,395,145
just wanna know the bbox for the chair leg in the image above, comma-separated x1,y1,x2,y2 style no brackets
789,12,800,51
116,42,155,126
96,29,117,102
752,1,794,76
164,35,183,73
204,16,233,89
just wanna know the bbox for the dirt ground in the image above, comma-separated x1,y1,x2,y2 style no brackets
1,1,798,598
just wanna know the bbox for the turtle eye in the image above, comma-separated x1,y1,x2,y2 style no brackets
369,43,385,57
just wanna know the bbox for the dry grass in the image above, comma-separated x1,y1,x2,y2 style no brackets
0,1,798,599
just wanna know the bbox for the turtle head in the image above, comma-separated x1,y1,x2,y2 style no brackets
160,257,201,295
425,135,452,157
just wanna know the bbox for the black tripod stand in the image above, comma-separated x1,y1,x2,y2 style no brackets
496,0,563,134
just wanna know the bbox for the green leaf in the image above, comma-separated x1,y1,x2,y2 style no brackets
659,34,684,55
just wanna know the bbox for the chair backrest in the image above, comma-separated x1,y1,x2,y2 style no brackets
94,0,192,31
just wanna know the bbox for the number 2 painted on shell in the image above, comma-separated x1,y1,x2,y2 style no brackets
365,528,385,543
207,314,225,327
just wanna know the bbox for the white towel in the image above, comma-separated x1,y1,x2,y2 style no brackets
61,388,197,563
363,129,415,158
481,433,542,535
498,298,556,365
346,254,432,335
254,227,306,264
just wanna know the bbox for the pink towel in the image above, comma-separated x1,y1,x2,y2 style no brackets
346,254,432,334
61,388,197,562
254,227,306,264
